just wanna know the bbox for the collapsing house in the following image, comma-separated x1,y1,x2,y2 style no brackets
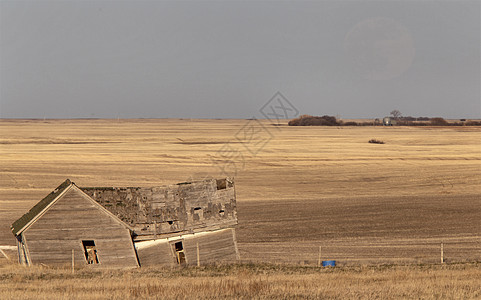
11,178,239,268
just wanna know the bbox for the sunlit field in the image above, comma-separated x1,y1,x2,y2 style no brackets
0,119,480,298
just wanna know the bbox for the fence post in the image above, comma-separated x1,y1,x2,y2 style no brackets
317,246,322,267
196,242,200,267
441,242,444,264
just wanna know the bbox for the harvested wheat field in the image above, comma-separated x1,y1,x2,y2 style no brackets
1,119,480,263
0,119,480,297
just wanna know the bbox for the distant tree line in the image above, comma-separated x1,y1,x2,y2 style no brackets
288,115,340,126
288,115,481,127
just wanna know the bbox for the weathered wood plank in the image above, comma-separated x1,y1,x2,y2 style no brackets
24,188,138,268
136,229,237,267
136,242,175,267
184,237,237,264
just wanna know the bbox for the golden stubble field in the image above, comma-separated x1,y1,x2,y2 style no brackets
0,119,480,265
1,262,481,299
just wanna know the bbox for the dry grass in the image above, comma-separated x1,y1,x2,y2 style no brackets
1,260,481,299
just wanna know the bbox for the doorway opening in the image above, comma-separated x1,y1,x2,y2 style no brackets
82,240,99,264
172,241,186,264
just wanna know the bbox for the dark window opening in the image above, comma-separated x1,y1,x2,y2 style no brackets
82,240,99,264
167,220,173,225
174,241,183,252
172,241,186,264
193,207,203,221
216,179,227,190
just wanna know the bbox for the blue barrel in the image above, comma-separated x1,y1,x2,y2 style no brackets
322,260,336,267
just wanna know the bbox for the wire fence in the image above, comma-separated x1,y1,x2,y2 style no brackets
238,236,481,266
2,238,480,267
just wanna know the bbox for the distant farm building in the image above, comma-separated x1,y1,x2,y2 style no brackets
11,178,238,268
382,117,396,126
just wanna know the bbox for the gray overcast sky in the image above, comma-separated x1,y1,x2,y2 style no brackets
1,0,480,119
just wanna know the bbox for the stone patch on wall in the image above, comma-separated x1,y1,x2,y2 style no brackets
81,178,236,240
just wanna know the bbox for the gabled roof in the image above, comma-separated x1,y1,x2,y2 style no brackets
11,179,72,236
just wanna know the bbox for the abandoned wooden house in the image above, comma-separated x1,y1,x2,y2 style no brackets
11,177,239,268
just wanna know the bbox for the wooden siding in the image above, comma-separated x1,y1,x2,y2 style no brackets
183,229,238,265
136,242,176,267
135,229,238,267
23,187,138,268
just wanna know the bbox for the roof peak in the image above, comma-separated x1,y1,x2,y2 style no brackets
11,179,73,236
